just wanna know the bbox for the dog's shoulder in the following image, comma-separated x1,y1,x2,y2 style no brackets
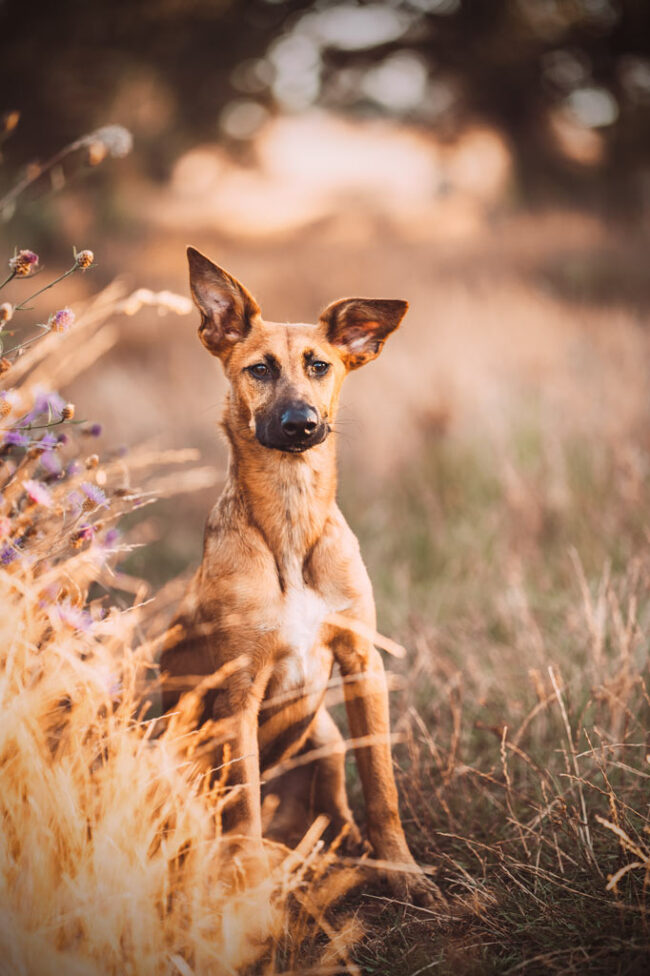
197,494,282,623
304,505,374,614
311,504,364,568
203,490,272,566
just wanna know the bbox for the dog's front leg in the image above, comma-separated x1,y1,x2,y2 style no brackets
221,703,263,842
215,685,272,889
218,659,277,843
333,632,435,906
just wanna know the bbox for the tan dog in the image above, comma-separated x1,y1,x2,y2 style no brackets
160,247,432,904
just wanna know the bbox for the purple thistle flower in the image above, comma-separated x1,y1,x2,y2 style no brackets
67,490,84,515
49,308,75,334
0,544,18,566
37,391,66,415
3,430,29,448
57,433,69,445
80,481,108,508
103,528,120,547
24,479,52,507
40,451,62,476
24,391,66,424
86,423,102,437
104,671,122,698
53,602,93,633
39,433,58,450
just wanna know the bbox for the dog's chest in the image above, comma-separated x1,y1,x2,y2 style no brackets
274,583,332,690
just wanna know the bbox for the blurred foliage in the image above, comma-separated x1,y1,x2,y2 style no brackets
1,0,649,210
0,0,294,176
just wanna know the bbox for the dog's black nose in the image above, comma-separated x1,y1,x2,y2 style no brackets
281,405,318,438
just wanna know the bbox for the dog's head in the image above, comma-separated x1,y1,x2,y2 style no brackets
187,246,408,454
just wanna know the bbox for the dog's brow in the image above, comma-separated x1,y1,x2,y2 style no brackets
264,353,280,372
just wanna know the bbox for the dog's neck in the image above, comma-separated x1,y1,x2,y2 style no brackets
223,412,337,587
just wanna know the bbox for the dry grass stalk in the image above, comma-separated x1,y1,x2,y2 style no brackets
0,276,362,975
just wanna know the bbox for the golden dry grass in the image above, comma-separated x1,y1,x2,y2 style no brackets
3,124,650,971
0,282,363,976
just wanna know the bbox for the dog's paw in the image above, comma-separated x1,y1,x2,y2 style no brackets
387,867,440,909
331,818,371,857
219,836,271,891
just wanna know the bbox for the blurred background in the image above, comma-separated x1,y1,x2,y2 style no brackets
1,0,649,601
3,6,650,967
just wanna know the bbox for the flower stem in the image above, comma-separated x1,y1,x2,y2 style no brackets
0,271,16,291
0,136,88,217
2,323,51,356
13,265,78,311
1,417,82,433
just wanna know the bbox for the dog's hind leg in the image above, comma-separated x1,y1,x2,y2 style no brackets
308,706,362,850
262,707,363,851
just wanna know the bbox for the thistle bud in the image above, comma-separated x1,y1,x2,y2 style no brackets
0,303,13,326
49,308,75,333
0,358,11,376
75,249,94,270
61,403,75,421
9,249,39,276
71,524,94,549
86,125,133,159
85,454,99,469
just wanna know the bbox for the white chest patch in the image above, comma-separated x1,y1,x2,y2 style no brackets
273,586,340,695
282,585,328,656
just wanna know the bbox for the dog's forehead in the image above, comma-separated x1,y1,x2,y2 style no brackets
249,319,325,353
262,319,317,336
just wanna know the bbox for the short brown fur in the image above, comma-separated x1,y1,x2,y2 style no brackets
160,247,433,903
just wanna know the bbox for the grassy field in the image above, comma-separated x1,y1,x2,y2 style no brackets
110,208,650,973
338,417,650,974
2,153,649,973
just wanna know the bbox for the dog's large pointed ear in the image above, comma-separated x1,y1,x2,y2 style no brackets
187,246,260,359
319,298,408,370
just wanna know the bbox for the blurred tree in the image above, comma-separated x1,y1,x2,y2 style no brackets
0,0,312,176
277,0,650,209
1,0,649,210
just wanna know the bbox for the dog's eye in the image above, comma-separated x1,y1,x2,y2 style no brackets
310,361,330,377
247,363,270,379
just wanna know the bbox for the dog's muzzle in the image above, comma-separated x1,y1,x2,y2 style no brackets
256,402,328,453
